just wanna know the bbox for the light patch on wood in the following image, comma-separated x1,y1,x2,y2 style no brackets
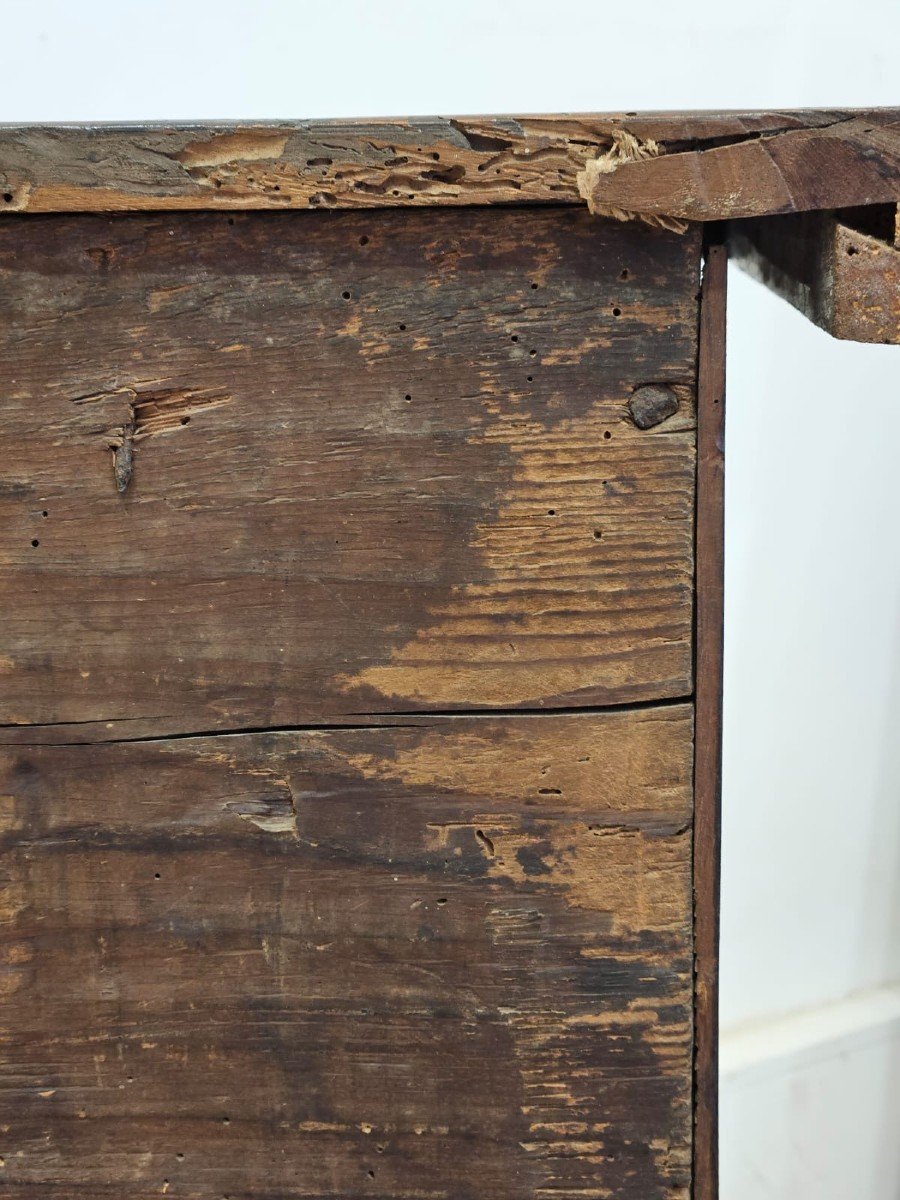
342,710,692,815
223,781,297,835
338,395,695,707
174,130,291,169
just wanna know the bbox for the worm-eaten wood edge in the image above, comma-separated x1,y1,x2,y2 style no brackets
728,205,900,343
1,109,897,217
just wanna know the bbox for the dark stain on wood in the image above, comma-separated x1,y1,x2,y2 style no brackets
0,206,700,737
0,708,694,1199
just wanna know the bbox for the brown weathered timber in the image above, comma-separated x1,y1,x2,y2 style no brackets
730,206,900,343
0,707,695,1199
0,109,897,216
580,111,900,223
693,237,727,1200
0,206,700,739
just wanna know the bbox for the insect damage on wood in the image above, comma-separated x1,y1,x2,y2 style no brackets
111,414,135,493
89,385,232,493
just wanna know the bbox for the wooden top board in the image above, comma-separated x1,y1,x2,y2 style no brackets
1,108,898,221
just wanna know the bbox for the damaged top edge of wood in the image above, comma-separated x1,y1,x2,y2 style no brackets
0,107,897,219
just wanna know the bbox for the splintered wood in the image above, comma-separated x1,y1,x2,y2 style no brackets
0,201,702,1198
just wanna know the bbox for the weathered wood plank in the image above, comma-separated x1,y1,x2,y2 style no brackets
0,206,700,737
579,112,900,224
0,109,896,216
729,206,900,343
0,707,694,1199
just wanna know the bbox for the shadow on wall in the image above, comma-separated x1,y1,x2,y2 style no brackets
870,597,900,1191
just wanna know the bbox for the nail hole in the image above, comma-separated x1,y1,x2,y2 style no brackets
603,431,612,440
529,349,537,357
847,245,859,256
619,269,630,280
547,509,556,516
31,539,39,548
41,510,49,517
404,394,412,401
593,530,603,540
359,235,369,245
612,307,622,317
180,416,190,426
530,282,539,289
526,375,533,382
510,334,519,342
154,872,161,879
399,323,406,331
342,290,351,300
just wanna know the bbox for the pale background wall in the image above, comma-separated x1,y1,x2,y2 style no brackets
2,3,898,1194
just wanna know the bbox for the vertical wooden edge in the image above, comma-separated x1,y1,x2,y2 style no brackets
693,231,727,1200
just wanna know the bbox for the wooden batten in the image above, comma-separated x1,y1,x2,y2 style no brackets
729,205,900,344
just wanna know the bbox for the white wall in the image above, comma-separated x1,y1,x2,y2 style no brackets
3,3,899,1195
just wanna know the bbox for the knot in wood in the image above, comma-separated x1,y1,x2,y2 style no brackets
628,384,679,430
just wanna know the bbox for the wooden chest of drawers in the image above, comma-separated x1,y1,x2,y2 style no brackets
1,109,897,1200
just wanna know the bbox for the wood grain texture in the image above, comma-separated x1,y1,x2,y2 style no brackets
0,707,694,1199
0,110,895,217
0,206,700,738
692,239,727,1200
730,207,900,343
580,111,900,223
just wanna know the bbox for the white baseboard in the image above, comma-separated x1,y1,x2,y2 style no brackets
720,985,900,1200
721,983,900,1082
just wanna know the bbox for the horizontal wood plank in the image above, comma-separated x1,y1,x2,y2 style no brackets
0,206,700,736
0,706,694,1199
579,112,900,224
0,109,896,217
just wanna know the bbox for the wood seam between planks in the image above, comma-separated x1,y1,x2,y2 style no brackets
0,694,696,749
